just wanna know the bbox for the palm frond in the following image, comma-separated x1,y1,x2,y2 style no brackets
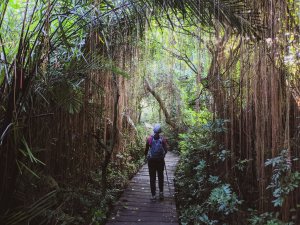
146,0,262,38
1,190,57,225
99,0,262,39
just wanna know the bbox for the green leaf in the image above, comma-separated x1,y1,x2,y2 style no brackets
9,0,21,10
16,160,40,178
51,81,83,114
21,137,45,165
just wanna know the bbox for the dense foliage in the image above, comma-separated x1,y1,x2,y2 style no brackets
176,119,300,225
176,119,241,224
0,0,300,224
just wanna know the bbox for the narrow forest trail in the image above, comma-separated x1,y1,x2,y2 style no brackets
105,151,179,225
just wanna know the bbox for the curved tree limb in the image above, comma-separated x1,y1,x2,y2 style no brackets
144,78,177,129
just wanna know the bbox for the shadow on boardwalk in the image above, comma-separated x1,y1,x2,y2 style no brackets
106,151,180,225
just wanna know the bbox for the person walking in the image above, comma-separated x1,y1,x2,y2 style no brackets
145,124,168,200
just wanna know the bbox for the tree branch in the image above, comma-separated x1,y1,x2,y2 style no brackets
144,78,177,129
161,45,198,74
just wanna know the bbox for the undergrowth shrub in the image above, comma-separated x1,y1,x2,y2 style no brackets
175,119,299,225
90,130,144,225
265,149,300,207
1,128,145,225
175,119,242,225
38,132,144,225
248,211,294,225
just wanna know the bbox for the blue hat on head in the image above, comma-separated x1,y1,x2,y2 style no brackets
153,124,162,133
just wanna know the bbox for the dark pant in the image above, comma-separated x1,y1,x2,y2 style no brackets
148,159,164,196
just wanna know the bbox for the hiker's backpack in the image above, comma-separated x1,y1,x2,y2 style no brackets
148,136,165,160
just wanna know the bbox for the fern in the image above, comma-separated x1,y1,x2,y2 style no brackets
208,184,242,215
265,150,300,207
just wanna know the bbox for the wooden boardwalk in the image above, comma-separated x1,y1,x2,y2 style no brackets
106,152,179,225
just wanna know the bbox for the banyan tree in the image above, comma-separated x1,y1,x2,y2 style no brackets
0,0,299,224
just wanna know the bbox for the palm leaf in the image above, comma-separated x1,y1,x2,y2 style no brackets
102,0,262,39
50,79,83,114
21,137,45,165
1,190,57,225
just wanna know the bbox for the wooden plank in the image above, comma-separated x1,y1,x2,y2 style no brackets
109,215,178,222
106,222,178,225
113,205,177,213
111,209,176,217
118,192,175,198
113,201,176,209
117,199,175,205
106,152,180,225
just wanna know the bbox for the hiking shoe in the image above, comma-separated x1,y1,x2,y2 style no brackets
159,192,164,200
151,195,156,201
